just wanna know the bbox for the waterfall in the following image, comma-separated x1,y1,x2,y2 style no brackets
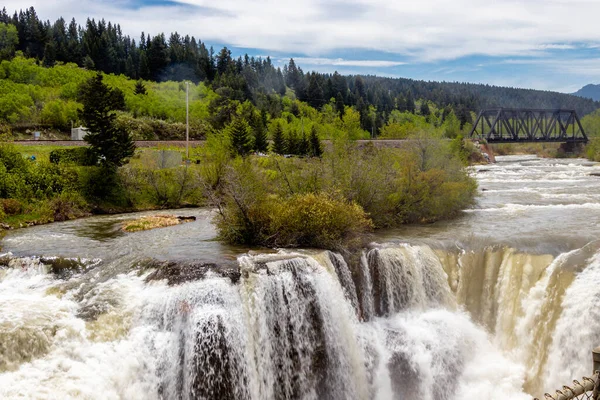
543,246,600,391
5,239,600,399
362,245,454,317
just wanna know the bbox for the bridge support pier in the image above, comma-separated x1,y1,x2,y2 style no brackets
559,142,585,155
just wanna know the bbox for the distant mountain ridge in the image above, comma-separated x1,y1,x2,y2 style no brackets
573,84,600,102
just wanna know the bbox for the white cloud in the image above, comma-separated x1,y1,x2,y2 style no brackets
5,0,600,63
289,57,406,67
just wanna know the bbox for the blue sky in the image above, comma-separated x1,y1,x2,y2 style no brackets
7,0,600,93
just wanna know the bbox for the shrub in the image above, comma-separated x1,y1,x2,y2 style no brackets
49,147,97,166
212,159,373,249
0,198,22,215
49,191,90,221
270,193,373,249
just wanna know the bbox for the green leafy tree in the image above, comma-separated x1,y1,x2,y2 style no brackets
0,22,18,61
308,125,323,157
227,117,253,156
271,121,285,155
79,73,135,168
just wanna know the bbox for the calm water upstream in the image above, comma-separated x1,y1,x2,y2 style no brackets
1,155,600,399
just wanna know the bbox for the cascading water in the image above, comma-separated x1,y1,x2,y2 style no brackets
2,155,600,399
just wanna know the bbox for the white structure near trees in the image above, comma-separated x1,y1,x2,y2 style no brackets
71,126,88,140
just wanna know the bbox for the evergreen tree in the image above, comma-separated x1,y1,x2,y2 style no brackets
307,73,323,109
138,51,150,79
335,92,345,119
420,101,431,116
271,122,285,155
79,73,134,168
285,129,299,155
227,117,253,156
406,91,416,114
83,55,95,69
308,125,323,157
298,131,309,156
134,80,147,95
249,112,268,153
42,40,56,66
125,55,135,78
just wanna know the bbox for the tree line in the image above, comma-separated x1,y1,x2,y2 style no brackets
1,6,599,137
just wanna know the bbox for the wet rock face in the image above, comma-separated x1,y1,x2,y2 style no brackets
144,260,241,285
40,257,91,279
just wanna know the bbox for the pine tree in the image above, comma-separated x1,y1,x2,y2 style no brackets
134,80,147,95
298,131,309,156
138,51,150,80
420,101,430,116
42,40,57,66
79,73,134,168
83,55,95,70
307,73,323,109
228,117,253,157
406,91,416,114
308,126,323,157
249,112,268,153
271,122,285,155
285,129,299,155
335,92,345,119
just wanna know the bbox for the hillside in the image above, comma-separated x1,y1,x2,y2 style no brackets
0,6,599,138
573,84,600,102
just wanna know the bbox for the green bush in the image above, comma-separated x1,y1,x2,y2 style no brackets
49,191,90,221
0,198,22,215
216,190,372,249
49,147,97,166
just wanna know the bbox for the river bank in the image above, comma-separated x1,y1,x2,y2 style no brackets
1,137,478,250
2,156,600,399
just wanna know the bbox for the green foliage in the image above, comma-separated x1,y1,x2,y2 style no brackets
213,159,372,249
134,80,147,95
308,126,323,157
249,110,268,153
79,73,135,168
0,23,18,61
40,99,80,129
48,191,90,221
49,147,96,166
271,121,285,154
227,117,253,156
206,136,477,248
118,164,203,208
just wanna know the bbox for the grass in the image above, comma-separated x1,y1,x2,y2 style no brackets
13,144,80,163
122,214,190,232
490,142,584,158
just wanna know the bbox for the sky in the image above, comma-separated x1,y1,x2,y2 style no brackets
6,0,600,93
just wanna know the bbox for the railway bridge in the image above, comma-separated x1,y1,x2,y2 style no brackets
469,108,588,144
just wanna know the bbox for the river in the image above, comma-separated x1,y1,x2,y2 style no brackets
1,155,600,399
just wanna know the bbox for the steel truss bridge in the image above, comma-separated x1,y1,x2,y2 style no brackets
469,108,588,143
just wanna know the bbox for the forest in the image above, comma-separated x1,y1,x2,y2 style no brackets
1,6,599,140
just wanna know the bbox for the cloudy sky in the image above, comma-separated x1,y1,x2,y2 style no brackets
6,0,600,93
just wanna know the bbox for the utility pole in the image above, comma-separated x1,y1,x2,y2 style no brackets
186,81,190,160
